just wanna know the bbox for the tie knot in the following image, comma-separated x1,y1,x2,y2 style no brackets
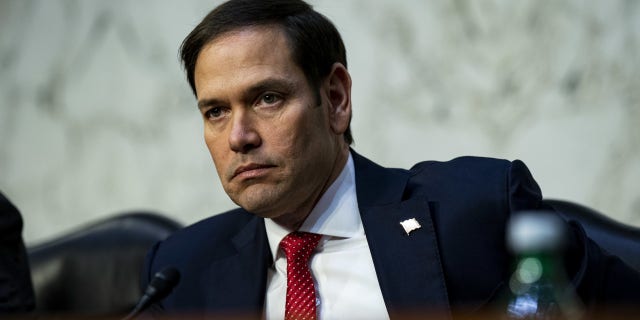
280,232,321,262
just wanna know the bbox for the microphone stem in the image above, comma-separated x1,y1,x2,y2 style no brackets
122,295,151,320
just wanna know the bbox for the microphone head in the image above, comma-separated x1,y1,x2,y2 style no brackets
145,267,181,300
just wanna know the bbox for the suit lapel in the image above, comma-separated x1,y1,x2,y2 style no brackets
203,215,272,315
353,151,450,315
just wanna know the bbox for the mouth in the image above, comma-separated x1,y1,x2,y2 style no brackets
232,163,276,180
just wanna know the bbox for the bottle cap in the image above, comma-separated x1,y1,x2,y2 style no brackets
507,211,567,253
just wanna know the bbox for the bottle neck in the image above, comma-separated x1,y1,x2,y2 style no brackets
512,251,567,285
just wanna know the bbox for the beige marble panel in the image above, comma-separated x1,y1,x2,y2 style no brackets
1,0,638,244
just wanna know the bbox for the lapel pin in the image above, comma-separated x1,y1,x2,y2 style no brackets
400,218,421,235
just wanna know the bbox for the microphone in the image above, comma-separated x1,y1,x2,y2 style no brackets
123,267,181,320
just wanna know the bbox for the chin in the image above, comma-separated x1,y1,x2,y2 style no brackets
235,192,282,217
234,181,300,215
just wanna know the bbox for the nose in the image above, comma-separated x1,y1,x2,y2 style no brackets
228,110,261,153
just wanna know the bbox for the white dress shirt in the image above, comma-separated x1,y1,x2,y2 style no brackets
264,154,389,320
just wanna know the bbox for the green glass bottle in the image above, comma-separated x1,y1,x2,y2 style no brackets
504,211,583,319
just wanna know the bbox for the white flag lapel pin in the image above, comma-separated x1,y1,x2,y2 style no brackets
400,218,421,235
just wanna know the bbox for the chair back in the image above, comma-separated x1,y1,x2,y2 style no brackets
28,212,182,315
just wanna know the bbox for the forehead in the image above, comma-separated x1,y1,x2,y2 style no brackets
193,25,301,98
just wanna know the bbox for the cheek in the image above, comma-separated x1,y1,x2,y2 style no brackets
283,108,327,145
260,115,302,154
273,126,313,160
267,127,298,155
204,131,229,171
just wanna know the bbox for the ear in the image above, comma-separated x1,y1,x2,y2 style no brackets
324,63,352,136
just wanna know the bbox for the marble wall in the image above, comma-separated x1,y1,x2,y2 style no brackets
1,0,639,244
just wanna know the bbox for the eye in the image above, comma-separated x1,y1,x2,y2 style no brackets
204,107,224,120
260,93,281,105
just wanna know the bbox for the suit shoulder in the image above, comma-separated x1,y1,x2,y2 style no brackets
410,156,514,174
408,156,522,183
168,207,253,240
405,156,536,200
152,208,257,259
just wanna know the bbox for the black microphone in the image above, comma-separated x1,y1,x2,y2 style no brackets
123,267,181,320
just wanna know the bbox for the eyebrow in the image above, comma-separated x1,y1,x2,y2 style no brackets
197,98,223,110
197,77,298,110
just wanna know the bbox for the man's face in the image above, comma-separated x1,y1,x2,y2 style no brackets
194,25,349,228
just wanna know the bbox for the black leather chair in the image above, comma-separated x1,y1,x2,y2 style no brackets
544,199,640,272
27,212,182,316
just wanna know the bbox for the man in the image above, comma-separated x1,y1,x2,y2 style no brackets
0,191,35,314
142,0,640,318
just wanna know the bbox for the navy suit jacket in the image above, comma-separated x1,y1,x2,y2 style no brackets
142,151,640,317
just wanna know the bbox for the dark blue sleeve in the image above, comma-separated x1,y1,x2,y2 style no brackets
566,220,640,311
506,162,640,309
507,159,545,213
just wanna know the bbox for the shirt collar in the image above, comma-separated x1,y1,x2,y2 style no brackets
264,152,361,261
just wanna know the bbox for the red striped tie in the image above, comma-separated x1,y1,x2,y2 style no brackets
280,232,322,320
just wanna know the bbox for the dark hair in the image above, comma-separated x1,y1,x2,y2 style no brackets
180,0,353,145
